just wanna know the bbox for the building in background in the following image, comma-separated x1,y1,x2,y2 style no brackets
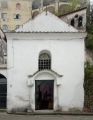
0,0,90,32
0,28,7,64
0,0,32,32
59,7,87,31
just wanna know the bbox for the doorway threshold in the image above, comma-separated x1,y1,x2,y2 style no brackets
0,109,6,112
34,110,54,114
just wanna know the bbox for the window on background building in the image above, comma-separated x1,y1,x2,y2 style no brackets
75,14,78,18
1,13,7,19
16,3,21,9
71,18,74,27
14,14,21,19
16,25,20,29
78,16,83,27
39,53,51,70
2,25,8,32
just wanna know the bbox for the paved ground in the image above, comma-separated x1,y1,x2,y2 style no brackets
0,113,93,120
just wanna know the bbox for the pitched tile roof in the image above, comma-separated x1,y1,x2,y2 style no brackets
15,11,78,33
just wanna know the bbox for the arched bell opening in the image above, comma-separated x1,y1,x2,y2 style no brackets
78,16,83,27
71,18,75,27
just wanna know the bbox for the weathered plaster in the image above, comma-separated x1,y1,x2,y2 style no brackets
6,11,87,113
6,32,86,113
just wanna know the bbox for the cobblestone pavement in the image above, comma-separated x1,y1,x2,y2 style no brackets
0,113,93,120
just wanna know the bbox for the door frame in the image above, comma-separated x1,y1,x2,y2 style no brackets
35,80,54,110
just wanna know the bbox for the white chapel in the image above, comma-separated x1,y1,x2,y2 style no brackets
5,11,87,113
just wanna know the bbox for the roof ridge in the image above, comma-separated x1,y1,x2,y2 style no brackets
15,11,78,33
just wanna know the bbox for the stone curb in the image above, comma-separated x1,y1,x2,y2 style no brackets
3,112,93,116
0,109,93,116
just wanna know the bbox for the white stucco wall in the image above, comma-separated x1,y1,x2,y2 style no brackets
0,68,7,78
6,32,86,112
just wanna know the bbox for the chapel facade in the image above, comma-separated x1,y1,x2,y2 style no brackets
4,11,87,113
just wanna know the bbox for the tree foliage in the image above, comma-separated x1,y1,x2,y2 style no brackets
55,0,80,16
86,23,93,50
85,61,93,80
85,1,93,51
84,61,93,112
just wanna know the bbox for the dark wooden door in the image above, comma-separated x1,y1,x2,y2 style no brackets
35,80,54,110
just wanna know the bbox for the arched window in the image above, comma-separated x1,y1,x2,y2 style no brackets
78,16,83,27
16,3,21,9
2,25,8,32
14,14,21,19
75,14,78,18
71,19,74,27
39,53,51,70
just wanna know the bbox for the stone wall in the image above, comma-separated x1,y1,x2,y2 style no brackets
59,8,86,31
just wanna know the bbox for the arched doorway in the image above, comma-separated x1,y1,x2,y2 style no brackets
0,74,7,109
28,69,63,111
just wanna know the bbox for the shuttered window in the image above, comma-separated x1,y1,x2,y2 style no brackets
1,13,7,19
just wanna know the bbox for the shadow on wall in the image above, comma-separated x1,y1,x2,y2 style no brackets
32,11,39,18
44,6,55,13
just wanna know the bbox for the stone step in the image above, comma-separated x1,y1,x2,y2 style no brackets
0,109,6,112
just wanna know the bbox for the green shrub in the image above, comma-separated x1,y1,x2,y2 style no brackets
85,61,93,80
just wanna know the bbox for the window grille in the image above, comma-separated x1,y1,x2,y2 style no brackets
39,53,51,70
